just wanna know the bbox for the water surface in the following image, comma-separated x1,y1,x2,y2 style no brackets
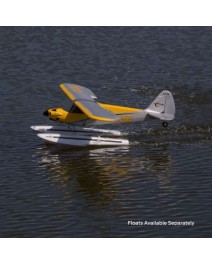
0,27,212,237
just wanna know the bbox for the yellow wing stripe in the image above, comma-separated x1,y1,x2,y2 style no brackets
98,103,141,114
75,101,117,122
59,83,76,101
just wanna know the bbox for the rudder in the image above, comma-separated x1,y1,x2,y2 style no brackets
146,90,175,121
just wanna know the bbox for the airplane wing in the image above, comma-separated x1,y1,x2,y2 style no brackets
59,83,118,122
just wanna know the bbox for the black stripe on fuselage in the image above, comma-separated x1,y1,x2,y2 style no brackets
48,129,100,134
116,113,135,115
52,136,123,143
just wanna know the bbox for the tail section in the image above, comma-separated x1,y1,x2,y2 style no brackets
145,90,175,123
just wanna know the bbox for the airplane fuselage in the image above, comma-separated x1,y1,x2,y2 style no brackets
44,103,147,126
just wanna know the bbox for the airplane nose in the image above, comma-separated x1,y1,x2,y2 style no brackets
43,110,49,116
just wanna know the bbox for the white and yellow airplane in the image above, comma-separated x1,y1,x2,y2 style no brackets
31,83,175,147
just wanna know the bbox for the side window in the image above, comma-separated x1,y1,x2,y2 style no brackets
69,105,83,114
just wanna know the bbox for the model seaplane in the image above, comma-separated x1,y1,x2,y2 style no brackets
31,83,175,147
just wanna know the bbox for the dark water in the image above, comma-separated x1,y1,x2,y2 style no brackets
0,27,212,237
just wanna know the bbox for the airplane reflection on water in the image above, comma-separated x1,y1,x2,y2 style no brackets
34,143,175,207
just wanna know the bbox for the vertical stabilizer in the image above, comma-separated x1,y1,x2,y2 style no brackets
146,90,175,121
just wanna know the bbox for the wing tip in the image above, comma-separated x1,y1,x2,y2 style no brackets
59,83,76,100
